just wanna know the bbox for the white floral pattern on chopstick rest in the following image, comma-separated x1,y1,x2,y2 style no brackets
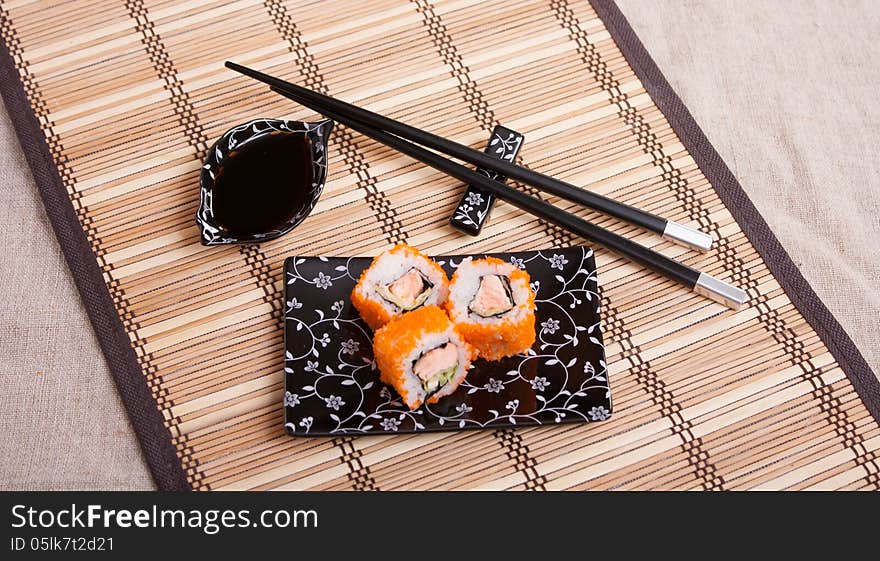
449,125,524,236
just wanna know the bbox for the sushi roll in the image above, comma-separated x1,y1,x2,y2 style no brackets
445,257,536,360
352,244,449,330
372,305,476,410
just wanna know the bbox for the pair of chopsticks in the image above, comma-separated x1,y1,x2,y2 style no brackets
225,61,746,310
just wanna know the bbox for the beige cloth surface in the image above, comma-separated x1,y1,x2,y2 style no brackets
0,103,154,490
0,0,877,490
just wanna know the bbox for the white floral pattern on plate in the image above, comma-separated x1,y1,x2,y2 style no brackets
283,246,610,435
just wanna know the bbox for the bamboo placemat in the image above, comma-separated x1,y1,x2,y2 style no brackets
2,0,878,491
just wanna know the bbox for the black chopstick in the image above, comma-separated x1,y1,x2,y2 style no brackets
226,61,712,252
267,85,745,309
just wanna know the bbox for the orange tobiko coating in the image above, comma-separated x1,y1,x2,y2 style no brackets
372,305,475,410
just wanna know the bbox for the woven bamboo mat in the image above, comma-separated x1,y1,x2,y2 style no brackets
2,0,878,491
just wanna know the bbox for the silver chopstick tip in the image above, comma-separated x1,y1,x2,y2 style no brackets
663,220,713,252
694,273,747,310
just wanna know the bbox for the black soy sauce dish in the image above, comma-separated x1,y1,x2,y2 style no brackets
196,118,334,246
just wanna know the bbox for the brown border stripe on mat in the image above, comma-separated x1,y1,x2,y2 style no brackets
334,436,379,491
0,0,877,491
556,0,726,490
127,0,288,490
589,0,880,425
412,0,494,130
125,0,210,491
265,0,406,247
412,0,553,482
413,0,572,248
0,6,190,491
265,0,385,488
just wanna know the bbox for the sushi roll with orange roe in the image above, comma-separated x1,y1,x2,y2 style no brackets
445,257,536,360
352,244,449,331
372,305,476,410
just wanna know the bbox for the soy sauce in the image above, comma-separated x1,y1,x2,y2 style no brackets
212,131,314,235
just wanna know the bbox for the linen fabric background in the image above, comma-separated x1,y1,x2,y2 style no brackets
1,0,877,489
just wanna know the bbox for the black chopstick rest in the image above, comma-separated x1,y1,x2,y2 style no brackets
449,125,524,236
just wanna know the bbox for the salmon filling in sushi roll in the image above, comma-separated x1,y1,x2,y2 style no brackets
445,257,536,360
373,306,476,410
352,244,450,330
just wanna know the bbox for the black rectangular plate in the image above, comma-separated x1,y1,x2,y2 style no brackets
283,246,610,436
